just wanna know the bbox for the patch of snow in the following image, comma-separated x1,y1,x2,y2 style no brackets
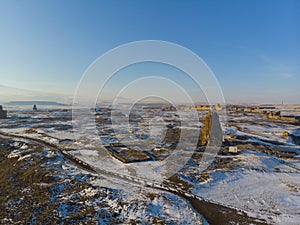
194,169,300,225
17,154,31,161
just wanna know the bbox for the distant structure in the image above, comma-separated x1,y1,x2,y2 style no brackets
162,106,176,111
33,104,37,111
0,105,7,119
282,131,289,137
199,111,223,147
180,105,212,111
180,104,223,111
228,105,299,124
214,103,223,111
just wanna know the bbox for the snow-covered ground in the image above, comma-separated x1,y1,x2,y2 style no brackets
225,111,300,146
193,150,300,224
1,106,300,224
1,136,205,224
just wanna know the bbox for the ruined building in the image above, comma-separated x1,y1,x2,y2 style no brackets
199,111,223,147
0,105,7,119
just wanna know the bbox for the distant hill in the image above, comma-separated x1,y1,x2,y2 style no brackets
0,85,72,104
5,101,68,106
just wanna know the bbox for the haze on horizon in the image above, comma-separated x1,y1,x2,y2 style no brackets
0,0,299,104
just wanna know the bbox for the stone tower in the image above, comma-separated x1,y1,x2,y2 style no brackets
199,111,223,147
0,105,7,119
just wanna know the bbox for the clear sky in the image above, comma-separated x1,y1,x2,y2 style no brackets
0,0,299,104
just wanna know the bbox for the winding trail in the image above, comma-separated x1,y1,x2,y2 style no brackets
0,130,270,225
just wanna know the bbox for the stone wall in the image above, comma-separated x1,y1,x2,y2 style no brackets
199,111,223,147
0,105,7,119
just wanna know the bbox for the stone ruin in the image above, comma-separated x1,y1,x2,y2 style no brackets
199,111,223,147
0,105,7,119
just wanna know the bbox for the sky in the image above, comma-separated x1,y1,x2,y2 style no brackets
0,0,299,104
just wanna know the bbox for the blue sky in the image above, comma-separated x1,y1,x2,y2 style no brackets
0,0,299,103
